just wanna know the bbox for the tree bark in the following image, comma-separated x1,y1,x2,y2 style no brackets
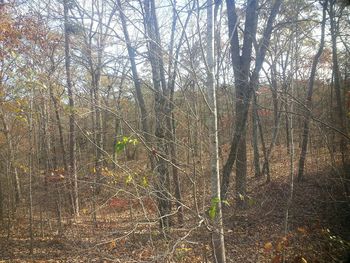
252,92,260,177
166,0,195,226
222,0,258,207
222,0,282,202
143,0,172,229
0,112,21,204
329,0,348,169
118,0,172,229
297,0,327,181
117,0,152,145
28,86,34,256
63,0,79,216
207,1,226,262
48,83,68,172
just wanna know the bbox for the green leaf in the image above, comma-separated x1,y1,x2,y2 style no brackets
115,141,125,153
209,205,216,220
125,174,133,184
142,176,149,187
10,50,17,58
115,136,139,153
247,196,256,207
211,197,220,204
222,199,230,206
130,138,139,145
209,197,220,220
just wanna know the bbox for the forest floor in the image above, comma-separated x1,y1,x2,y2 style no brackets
1,149,350,262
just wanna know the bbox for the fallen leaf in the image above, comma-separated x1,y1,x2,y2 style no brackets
108,240,116,250
276,241,283,252
272,255,282,263
297,227,307,234
293,256,308,263
264,242,273,252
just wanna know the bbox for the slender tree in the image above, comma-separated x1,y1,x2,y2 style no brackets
207,0,226,261
297,0,327,181
328,0,349,170
63,0,79,216
28,85,34,256
252,92,260,177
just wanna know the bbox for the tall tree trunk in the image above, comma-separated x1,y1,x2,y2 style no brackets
255,99,269,181
166,0,195,226
143,0,172,229
63,0,79,216
252,92,261,177
28,87,34,256
169,114,184,225
297,0,327,181
112,73,125,167
222,0,258,206
261,62,285,180
222,0,282,201
117,0,152,146
92,70,103,194
0,112,21,204
44,96,63,235
90,6,104,194
329,0,348,170
167,0,182,225
48,84,68,172
117,0,173,228
207,1,226,262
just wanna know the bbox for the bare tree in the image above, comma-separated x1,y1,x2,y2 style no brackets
328,0,349,170
28,85,34,256
117,0,152,146
143,0,172,229
207,1,226,262
222,0,282,205
297,0,327,181
63,0,79,216
0,112,21,205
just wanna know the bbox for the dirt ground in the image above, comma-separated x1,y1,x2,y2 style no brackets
1,154,350,263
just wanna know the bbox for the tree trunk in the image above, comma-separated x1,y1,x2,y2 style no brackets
222,0,281,201
252,93,261,177
222,0,258,206
92,71,103,194
255,99,269,181
207,1,226,262
63,0,79,216
143,0,174,229
28,87,34,256
118,0,172,229
112,75,125,168
297,0,327,181
49,84,68,173
329,0,348,170
117,0,152,146
261,62,284,180
0,112,21,204
166,0,195,226
169,114,184,225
